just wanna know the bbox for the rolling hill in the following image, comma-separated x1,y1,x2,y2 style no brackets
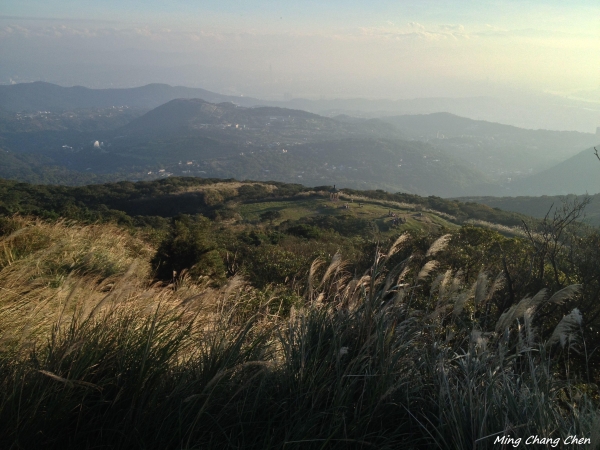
119,98,397,141
507,147,600,196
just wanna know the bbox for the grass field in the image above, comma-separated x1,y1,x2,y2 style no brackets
236,194,459,236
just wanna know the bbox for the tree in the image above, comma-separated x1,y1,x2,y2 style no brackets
521,196,590,289
259,210,281,224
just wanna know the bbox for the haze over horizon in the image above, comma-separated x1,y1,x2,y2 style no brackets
1,0,600,132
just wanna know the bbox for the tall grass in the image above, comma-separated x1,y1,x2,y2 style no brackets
0,220,598,449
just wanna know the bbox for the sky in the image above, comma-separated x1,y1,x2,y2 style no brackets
1,0,599,101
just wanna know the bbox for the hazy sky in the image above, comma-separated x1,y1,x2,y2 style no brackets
1,1,599,100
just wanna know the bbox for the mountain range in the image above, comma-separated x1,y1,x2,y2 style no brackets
2,81,600,132
0,82,263,112
0,82,599,199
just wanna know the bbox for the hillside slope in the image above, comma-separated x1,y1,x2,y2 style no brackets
380,113,599,178
457,193,600,227
507,147,600,195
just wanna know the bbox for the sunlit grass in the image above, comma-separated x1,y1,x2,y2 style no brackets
0,218,597,449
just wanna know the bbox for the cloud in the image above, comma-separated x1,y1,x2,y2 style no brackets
355,22,469,42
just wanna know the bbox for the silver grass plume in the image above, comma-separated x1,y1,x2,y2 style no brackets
417,260,439,281
495,285,581,332
307,257,325,299
383,232,410,264
382,263,406,295
430,271,447,295
495,289,547,332
548,308,583,347
321,252,345,285
452,284,473,318
446,272,463,300
435,270,462,312
222,274,245,299
397,264,411,284
470,329,488,355
425,234,451,257
523,306,536,347
485,272,505,304
473,272,489,307
547,284,582,305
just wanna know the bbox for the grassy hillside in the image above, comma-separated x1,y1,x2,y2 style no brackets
1,207,599,448
0,177,528,230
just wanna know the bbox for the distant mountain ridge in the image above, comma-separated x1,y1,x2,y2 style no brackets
456,193,600,227
3,81,600,133
0,97,495,196
381,112,596,139
379,113,599,180
111,99,495,196
0,82,264,112
118,98,398,141
507,146,600,196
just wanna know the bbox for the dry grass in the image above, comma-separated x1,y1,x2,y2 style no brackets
0,217,598,450
178,181,278,195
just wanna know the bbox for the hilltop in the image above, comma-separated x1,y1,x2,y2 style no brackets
0,176,528,233
119,98,397,141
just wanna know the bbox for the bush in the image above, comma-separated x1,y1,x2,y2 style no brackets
286,223,321,239
259,210,282,224
152,214,226,284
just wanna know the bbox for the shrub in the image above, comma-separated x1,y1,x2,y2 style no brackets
152,214,226,284
260,209,282,224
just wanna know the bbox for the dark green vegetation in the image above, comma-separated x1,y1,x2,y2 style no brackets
0,176,530,294
0,176,528,228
